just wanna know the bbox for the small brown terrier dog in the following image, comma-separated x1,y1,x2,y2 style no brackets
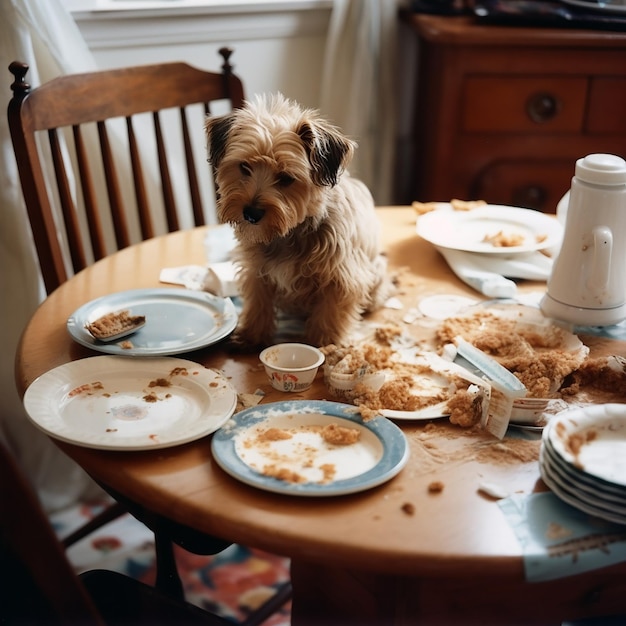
205,94,392,348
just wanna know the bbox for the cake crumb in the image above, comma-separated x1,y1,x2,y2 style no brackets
401,502,415,516
320,423,360,446
428,481,445,494
257,428,293,442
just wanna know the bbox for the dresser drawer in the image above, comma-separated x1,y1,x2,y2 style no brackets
472,159,573,213
461,77,588,133
587,78,626,133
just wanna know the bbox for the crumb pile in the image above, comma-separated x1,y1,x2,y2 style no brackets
321,325,488,428
240,422,363,485
320,309,625,429
85,309,145,340
436,310,587,397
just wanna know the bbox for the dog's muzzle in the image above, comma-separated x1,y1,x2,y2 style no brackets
243,205,266,225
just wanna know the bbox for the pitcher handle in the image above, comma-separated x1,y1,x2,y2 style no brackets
586,226,613,291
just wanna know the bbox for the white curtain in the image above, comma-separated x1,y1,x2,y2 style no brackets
0,0,103,512
320,0,400,205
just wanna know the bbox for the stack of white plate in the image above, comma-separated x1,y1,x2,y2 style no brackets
540,404,626,525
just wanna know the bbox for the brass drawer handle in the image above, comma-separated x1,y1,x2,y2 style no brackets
526,92,561,123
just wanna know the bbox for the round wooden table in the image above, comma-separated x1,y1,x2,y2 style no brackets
15,207,626,625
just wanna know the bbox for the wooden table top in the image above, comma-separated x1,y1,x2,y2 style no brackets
15,206,616,580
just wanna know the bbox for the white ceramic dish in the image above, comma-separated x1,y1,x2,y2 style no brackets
546,404,626,487
540,449,626,525
416,204,563,254
211,400,409,496
259,343,325,392
542,440,626,505
23,356,237,450
67,288,238,356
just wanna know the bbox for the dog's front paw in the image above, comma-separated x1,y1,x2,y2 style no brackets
226,328,272,353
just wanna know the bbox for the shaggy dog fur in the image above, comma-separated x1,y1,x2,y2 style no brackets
205,94,392,348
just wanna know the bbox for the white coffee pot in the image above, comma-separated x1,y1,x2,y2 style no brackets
541,153,626,327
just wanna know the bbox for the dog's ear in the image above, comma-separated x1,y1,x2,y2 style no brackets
205,113,236,168
297,120,355,187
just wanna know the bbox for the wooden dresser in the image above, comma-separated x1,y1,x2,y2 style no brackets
397,13,626,213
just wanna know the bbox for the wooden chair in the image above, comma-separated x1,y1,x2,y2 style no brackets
5,47,245,596
0,440,290,626
6,51,291,617
8,47,244,294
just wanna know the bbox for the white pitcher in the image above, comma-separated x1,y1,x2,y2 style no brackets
541,153,626,327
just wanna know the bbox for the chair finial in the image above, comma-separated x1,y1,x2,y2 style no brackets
218,47,234,76
9,61,30,100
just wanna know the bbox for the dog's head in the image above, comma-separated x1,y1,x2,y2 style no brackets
205,93,355,244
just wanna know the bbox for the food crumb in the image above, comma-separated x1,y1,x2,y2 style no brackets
148,378,171,388
428,481,445,494
262,464,306,483
320,423,361,446
401,502,415,516
257,428,292,442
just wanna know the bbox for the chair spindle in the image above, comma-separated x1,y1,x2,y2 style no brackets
126,116,155,240
97,120,131,249
48,127,88,273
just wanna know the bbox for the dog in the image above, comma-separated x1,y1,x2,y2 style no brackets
205,93,392,348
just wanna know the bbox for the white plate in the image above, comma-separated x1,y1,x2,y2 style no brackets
561,0,626,14
23,356,237,450
211,400,409,496
416,204,563,254
542,434,626,497
540,451,626,525
67,288,238,356
541,442,626,506
547,404,626,487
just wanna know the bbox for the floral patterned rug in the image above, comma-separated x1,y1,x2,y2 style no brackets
50,498,291,625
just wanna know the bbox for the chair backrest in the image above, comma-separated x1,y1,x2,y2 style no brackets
8,48,245,294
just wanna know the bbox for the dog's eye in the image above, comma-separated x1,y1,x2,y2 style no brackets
239,162,252,176
277,173,295,188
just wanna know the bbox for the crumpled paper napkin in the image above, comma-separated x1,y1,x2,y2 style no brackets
498,492,626,582
160,224,240,297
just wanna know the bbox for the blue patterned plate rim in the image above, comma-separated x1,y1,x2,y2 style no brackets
211,400,409,497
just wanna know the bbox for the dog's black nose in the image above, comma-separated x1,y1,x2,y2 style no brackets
243,205,266,224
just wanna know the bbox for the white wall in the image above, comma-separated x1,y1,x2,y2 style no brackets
65,1,333,110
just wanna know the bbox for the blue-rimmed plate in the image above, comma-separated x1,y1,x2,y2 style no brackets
67,288,237,356
211,400,409,496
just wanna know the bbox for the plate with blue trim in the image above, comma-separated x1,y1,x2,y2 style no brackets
67,287,237,356
211,400,409,496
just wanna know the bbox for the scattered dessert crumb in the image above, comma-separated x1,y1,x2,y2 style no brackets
258,428,292,442
401,502,415,515
428,481,444,494
320,423,361,445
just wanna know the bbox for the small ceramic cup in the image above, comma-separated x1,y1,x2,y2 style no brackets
259,343,325,392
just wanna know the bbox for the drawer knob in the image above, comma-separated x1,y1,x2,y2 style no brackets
526,92,560,123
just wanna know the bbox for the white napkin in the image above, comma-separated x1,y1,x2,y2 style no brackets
437,246,553,298
159,262,240,298
160,224,241,297
499,492,626,582
203,261,239,298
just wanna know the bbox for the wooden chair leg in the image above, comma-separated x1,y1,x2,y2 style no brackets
154,530,185,601
62,501,127,548
242,581,292,626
